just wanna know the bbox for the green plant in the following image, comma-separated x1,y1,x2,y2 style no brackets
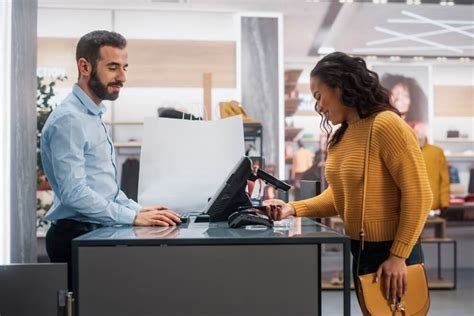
36,74,66,225
37,75,66,180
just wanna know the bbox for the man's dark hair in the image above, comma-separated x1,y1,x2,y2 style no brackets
76,30,127,77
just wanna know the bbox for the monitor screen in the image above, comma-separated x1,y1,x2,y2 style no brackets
202,156,253,222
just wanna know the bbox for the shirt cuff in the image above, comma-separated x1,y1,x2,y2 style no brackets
117,206,138,225
289,200,310,217
390,240,413,259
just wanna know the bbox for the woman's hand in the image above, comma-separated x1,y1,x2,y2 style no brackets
262,199,296,220
375,254,407,303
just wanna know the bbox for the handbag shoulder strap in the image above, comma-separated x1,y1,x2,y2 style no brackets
359,116,375,252
357,113,423,271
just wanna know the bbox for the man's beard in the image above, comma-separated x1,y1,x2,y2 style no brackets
88,67,122,101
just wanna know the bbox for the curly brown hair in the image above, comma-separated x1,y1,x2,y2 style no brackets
310,52,400,148
380,73,428,124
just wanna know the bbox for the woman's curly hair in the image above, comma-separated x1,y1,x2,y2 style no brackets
380,73,428,124
310,52,400,148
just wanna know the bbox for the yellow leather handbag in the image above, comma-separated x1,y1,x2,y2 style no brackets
356,117,430,316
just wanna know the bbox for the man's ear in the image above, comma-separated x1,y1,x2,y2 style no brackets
77,58,91,78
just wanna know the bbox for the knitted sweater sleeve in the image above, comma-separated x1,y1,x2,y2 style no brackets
290,186,338,218
375,113,433,258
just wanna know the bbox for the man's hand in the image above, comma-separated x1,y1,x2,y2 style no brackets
262,199,296,221
375,254,408,303
133,205,181,226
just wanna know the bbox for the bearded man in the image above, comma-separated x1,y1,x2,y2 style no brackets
40,31,180,289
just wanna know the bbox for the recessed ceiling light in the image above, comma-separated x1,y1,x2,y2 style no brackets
439,1,447,5
436,56,448,61
459,57,470,62
390,56,401,61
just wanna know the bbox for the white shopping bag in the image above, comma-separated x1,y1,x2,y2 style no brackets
138,115,245,212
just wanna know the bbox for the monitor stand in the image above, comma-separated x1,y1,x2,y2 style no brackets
194,214,210,223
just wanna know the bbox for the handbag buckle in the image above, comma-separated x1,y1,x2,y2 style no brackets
390,300,406,314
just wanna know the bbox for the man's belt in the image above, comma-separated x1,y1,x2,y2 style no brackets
53,219,103,232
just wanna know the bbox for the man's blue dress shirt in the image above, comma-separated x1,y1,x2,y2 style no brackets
41,84,141,225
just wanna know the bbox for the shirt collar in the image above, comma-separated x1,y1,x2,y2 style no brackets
72,83,107,116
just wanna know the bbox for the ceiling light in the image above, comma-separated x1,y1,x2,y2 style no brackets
406,0,414,5
447,0,454,5
414,0,422,4
436,56,448,61
380,0,388,3
366,55,378,60
413,56,424,61
318,46,335,54
439,1,447,5
459,57,470,62
373,0,380,4
389,56,401,61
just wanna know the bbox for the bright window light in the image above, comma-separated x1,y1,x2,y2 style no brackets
0,0,12,265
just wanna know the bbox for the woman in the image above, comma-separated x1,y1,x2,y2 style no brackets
380,73,429,127
264,52,432,312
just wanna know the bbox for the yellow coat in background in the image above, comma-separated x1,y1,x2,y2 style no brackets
422,142,450,210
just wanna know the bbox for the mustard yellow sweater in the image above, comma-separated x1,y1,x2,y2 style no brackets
422,142,450,210
290,111,433,258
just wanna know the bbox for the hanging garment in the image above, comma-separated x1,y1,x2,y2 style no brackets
121,158,140,202
158,107,203,120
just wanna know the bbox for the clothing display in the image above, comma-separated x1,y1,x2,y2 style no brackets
41,84,141,225
421,141,450,209
121,158,140,202
469,168,474,194
290,111,432,258
158,107,203,120
449,165,461,184
291,147,313,179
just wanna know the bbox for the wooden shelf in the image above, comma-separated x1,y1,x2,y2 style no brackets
285,98,302,117
104,121,144,125
294,109,317,117
435,138,473,143
445,153,474,159
285,127,303,142
114,142,142,148
284,69,303,94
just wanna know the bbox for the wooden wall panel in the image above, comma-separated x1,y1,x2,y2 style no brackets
434,85,474,117
37,38,236,88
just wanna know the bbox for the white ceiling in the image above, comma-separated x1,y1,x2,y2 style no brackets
39,0,474,60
